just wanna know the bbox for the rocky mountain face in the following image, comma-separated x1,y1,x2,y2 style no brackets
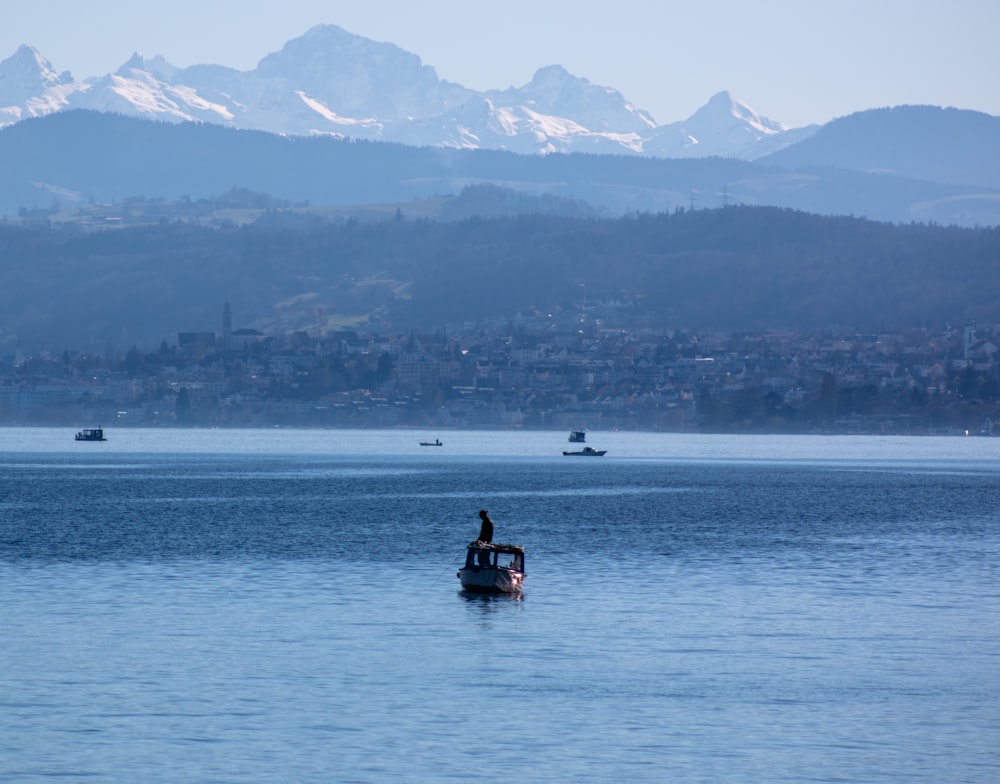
0,24,801,158
0,45,77,124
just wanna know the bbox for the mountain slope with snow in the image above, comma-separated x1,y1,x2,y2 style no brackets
0,25,807,158
0,45,81,124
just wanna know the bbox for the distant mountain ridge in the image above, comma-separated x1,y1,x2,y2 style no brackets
761,105,1000,190
1,24,998,226
1,109,997,228
0,24,801,159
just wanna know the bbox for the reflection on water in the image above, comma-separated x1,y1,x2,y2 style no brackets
459,591,525,606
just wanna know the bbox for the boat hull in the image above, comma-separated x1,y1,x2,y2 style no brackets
457,566,524,594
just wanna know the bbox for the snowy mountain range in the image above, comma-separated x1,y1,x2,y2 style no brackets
0,24,814,159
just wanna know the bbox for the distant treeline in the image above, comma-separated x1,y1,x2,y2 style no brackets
1,204,998,350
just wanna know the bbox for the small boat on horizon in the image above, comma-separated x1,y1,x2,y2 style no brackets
75,427,107,442
419,438,443,446
457,541,525,594
568,430,586,443
563,446,606,456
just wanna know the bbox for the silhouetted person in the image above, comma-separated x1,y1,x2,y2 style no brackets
476,509,494,543
475,509,494,566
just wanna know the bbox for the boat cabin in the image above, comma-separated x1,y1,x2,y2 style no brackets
75,427,106,442
457,541,526,593
463,542,524,571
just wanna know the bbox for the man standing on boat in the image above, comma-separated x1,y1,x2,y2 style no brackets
476,510,494,543
475,510,494,566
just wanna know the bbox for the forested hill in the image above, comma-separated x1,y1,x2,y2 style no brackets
3,110,999,226
1,205,998,352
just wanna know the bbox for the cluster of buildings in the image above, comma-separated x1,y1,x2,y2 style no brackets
2,303,999,435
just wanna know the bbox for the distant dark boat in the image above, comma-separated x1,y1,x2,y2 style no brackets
420,438,443,446
75,427,106,442
563,446,606,456
568,430,586,443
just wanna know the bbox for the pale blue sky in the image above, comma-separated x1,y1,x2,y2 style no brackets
3,0,997,128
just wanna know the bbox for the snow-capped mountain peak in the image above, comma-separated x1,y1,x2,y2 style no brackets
115,52,149,76
639,90,796,158
490,64,657,134
693,90,787,134
142,55,181,83
254,24,461,123
0,45,73,95
0,28,805,158
0,45,79,124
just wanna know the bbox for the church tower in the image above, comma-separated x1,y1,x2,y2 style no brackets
223,302,232,351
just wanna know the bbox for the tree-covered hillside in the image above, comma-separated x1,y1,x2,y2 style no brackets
1,205,998,352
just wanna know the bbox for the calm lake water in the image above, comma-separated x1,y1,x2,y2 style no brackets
2,428,998,783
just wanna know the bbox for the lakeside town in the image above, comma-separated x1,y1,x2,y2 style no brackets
2,302,999,435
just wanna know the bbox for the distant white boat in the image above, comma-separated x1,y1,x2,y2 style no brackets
457,541,525,594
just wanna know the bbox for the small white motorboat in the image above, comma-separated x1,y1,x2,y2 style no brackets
457,541,525,594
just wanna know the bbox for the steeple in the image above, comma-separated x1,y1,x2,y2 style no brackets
223,302,232,349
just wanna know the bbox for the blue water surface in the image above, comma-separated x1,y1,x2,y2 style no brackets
1,429,998,783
